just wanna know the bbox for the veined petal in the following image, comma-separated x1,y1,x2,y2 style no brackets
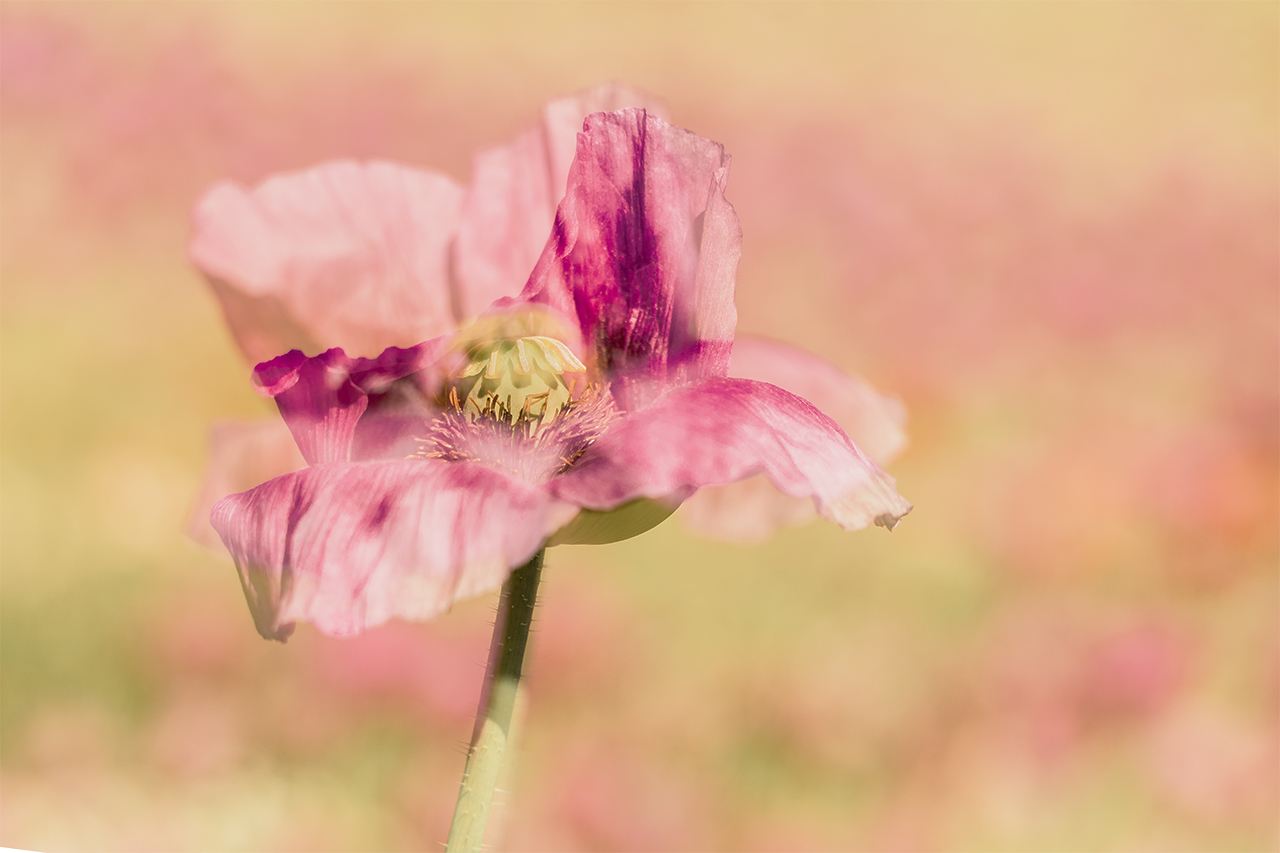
523,109,742,409
541,85,671,209
679,337,909,541
453,84,668,320
549,378,912,533
678,473,823,543
254,341,449,466
453,128,553,322
190,161,464,363
210,460,578,641
185,418,307,552
728,336,907,465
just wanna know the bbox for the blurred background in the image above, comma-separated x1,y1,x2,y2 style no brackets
2,3,1276,851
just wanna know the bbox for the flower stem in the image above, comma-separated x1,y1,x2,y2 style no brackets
445,548,544,852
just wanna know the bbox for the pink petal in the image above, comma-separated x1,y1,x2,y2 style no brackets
679,337,909,541
541,85,671,209
211,460,577,640
677,473,823,543
185,418,307,552
452,127,553,322
728,336,907,465
255,349,367,466
550,378,911,533
190,160,465,363
523,109,743,409
253,341,448,466
453,84,667,320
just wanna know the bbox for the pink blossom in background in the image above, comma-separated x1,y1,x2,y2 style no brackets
1146,703,1279,824
522,578,636,697
305,621,486,722
547,741,716,853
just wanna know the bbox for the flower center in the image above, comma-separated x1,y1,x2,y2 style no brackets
447,336,587,430
422,336,614,483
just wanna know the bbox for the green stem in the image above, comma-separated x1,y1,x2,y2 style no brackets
445,548,544,852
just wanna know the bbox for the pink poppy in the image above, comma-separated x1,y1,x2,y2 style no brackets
192,86,911,641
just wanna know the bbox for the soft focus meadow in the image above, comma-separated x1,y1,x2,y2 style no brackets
2,3,1277,851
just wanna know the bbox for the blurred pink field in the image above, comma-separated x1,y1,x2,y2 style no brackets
1,3,1276,851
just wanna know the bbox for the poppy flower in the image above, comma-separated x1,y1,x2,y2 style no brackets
193,89,911,641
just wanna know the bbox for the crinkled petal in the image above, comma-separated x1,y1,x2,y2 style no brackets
541,84,671,208
679,336,910,541
452,127,553,322
211,460,578,640
190,160,465,363
523,109,742,410
185,418,307,552
453,84,668,320
256,349,367,466
254,341,449,466
678,473,823,543
728,336,908,465
549,378,911,533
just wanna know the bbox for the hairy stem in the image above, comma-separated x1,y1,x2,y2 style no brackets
445,548,544,852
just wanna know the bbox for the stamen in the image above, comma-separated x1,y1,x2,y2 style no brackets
515,338,533,373
420,382,616,483
421,334,608,481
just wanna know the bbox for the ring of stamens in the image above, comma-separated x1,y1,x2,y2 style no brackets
417,336,615,482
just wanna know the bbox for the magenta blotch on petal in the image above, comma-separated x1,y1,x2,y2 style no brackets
540,85,671,208
550,378,912,532
211,460,578,640
257,349,368,466
253,341,446,467
523,109,742,409
454,85,669,320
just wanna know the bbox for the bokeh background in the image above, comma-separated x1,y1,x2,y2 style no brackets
2,3,1277,851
